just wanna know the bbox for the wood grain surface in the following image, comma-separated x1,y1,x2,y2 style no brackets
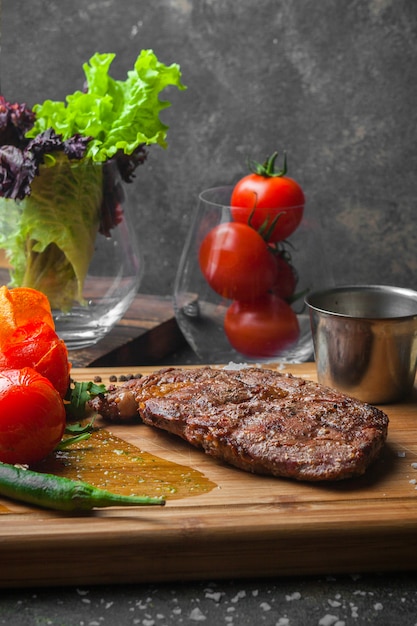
68,294,187,367
1,363,417,588
0,266,188,369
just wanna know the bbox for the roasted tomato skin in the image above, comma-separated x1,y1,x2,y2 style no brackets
199,222,277,300
0,321,70,398
224,294,300,358
0,368,66,465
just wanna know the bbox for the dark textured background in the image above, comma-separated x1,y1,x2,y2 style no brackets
1,0,417,295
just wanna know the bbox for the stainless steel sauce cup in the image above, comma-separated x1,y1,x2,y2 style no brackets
305,285,417,404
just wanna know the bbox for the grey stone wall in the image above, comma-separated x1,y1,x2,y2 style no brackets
1,0,417,295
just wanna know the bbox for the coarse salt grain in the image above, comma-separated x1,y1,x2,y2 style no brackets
223,362,251,370
286,592,301,601
205,591,222,602
231,590,246,603
318,615,339,626
189,607,207,622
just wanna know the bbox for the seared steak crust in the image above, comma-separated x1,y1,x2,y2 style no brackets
89,366,389,482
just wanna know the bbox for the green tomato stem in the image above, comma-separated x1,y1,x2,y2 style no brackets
250,151,288,178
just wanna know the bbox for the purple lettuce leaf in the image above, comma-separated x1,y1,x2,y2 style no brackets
0,96,35,147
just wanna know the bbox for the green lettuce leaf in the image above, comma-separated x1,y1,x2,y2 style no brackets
1,50,185,312
26,49,186,161
0,156,103,310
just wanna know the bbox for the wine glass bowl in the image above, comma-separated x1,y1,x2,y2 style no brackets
173,186,331,364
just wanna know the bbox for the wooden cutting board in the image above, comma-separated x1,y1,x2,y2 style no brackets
1,362,417,588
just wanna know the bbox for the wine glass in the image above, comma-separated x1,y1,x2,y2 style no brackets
173,186,332,364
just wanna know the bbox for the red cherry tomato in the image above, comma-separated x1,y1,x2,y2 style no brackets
270,254,297,300
199,222,277,300
224,294,300,358
231,152,305,242
0,321,70,398
0,368,66,465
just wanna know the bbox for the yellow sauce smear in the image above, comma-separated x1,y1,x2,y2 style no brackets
32,427,216,501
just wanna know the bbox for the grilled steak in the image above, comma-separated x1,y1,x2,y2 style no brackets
89,366,389,482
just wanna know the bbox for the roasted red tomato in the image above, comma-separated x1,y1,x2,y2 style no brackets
0,321,70,398
231,152,305,242
224,293,300,358
199,222,277,300
0,368,66,465
0,285,54,340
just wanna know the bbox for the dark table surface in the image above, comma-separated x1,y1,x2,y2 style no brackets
2,571,417,625
2,326,417,625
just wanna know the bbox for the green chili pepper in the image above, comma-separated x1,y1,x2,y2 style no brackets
0,462,165,511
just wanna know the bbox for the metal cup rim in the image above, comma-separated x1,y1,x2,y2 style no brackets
305,284,417,321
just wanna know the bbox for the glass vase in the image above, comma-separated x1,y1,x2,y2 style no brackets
0,158,143,349
173,186,332,364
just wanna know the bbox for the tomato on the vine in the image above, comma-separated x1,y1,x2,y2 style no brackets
0,368,66,465
0,321,70,398
199,222,277,300
224,293,300,358
270,252,297,300
231,152,305,242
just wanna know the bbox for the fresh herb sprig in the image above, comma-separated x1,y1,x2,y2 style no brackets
64,380,107,421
